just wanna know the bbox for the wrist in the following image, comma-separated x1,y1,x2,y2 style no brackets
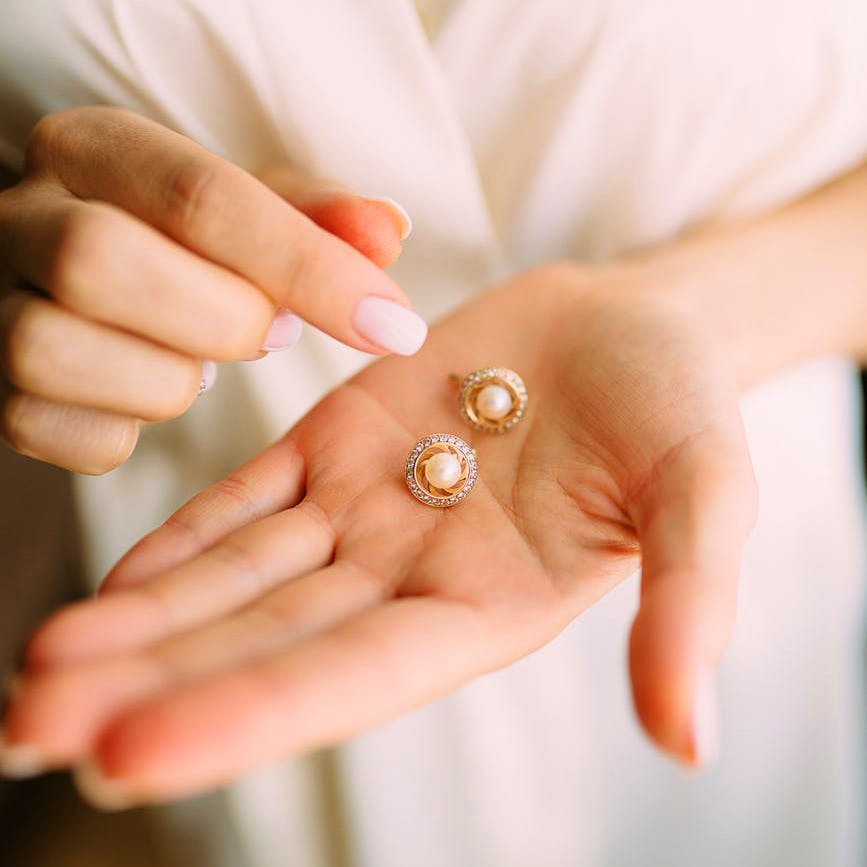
614,164,867,390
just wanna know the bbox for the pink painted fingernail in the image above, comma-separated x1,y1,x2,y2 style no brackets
262,308,303,352
364,196,413,240
353,297,428,356
74,761,137,812
690,666,720,768
198,361,218,396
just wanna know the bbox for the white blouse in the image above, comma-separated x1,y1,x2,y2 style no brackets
1,2,865,865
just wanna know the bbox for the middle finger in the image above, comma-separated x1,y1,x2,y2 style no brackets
0,187,274,360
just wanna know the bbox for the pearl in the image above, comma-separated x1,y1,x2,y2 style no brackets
424,452,462,490
475,384,512,421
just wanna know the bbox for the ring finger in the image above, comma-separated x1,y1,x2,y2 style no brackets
1,291,203,421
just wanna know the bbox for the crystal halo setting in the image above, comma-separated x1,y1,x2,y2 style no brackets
405,434,478,507
459,367,528,433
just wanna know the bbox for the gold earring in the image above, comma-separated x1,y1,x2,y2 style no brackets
455,367,527,433
405,434,477,507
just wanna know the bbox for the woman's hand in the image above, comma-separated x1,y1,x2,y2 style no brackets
0,262,757,806
0,107,422,473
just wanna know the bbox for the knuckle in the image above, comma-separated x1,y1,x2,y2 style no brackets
49,205,116,308
1,391,33,453
211,473,261,518
3,301,52,391
162,159,224,241
24,109,92,175
209,538,269,595
25,112,70,172
25,107,131,175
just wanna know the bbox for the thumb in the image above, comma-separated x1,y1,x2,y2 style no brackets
628,423,757,768
255,165,411,269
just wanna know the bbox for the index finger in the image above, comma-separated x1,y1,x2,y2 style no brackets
26,108,426,355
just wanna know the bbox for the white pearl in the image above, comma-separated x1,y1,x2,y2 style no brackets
475,384,512,421
424,452,462,490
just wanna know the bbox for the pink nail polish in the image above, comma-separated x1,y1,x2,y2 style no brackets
352,297,428,356
262,309,303,352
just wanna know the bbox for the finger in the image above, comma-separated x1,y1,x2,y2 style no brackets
78,597,495,805
256,165,410,268
627,426,757,768
27,500,336,668
25,108,426,356
4,561,389,769
1,392,140,475
0,187,274,361
102,436,306,591
1,292,202,421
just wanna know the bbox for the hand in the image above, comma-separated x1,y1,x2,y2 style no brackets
0,107,422,473
1,263,757,806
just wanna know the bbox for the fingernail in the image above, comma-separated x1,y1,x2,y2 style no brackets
74,761,137,812
365,196,413,240
198,361,218,396
690,666,720,768
261,308,303,352
353,297,428,356
0,733,48,779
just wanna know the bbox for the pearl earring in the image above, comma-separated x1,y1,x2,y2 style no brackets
457,367,527,433
406,434,477,507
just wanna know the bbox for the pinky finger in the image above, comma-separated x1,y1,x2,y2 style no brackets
1,391,139,475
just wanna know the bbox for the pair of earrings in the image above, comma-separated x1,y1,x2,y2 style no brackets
405,367,527,508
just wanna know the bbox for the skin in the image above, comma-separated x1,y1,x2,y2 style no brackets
4,264,756,800
0,107,415,473
3,114,867,807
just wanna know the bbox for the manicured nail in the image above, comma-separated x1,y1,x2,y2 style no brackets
261,308,303,352
198,361,218,396
365,196,413,240
0,733,48,779
353,297,428,356
74,761,137,812
690,666,720,768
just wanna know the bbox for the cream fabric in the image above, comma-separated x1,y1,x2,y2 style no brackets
1,1,866,865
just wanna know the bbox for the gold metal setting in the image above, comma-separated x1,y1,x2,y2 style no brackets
405,434,477,507
458,367,528,433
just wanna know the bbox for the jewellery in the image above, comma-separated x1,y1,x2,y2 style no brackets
405,434,477,507
457,367,527,433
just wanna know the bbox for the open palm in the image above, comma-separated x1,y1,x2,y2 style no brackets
3,264,756,806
